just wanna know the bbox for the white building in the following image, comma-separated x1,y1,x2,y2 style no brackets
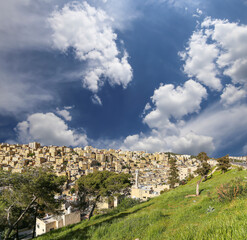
29,142,41,149
35,208,80,237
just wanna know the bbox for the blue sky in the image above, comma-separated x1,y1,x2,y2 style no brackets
0,0,247,157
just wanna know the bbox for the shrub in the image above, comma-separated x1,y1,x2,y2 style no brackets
186,173,194,181
237,166,244,171
216,178,247,202
160,189,169,194
179,179,187,185
116,198,141,212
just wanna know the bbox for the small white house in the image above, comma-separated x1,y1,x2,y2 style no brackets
35,208,80,237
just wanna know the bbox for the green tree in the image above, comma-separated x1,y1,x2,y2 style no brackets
70,187,76,195
0,167,66,240
168,157,179,189
77,171,131,219
195,152,211,196
27,152,35,157
217,154,231,173
90,160,101,167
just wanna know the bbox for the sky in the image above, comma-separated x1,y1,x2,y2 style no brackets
0,0,247,157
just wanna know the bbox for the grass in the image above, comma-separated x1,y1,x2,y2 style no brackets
36,168,247,240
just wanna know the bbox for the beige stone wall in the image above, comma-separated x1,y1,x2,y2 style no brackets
62,211,81,226
97,197,110,209
131,188,142,199
56,218,64,229
45,221,56,233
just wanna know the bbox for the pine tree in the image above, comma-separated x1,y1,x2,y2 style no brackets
217,154,231,173
168,157,179,189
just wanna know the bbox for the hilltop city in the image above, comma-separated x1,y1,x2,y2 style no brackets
1,142,246,197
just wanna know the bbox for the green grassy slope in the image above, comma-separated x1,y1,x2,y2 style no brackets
36,169,247,240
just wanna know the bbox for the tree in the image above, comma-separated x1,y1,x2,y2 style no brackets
77,171,131,219
90,160,101,167
70,187,76,195
168,157,179,189
217,154,231,173
0,167,66,240
195,152,211,196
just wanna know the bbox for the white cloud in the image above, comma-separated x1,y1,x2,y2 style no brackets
122,102,247,155
123,134,165,153
197,8,203,15
121,80,212,155
142,103,152,116
171,132,215,154
64,106,73,110
224,58,247,86
91,94,103,106
193,8,203,18
56,108,72,121
179,30,221,91
16,112,88,147
144,80,207,130
122,131,215,155
49,2,133,94
220,84,246,107
183,104,247,152
202,18,247,86
181,17,247,91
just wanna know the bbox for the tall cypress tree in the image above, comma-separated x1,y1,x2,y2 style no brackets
168,157,179,189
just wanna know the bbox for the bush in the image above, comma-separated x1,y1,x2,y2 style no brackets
186,173,194,182
237,166,244,171
216,178,247,202
179,179,187,185
116,198,141,212
100,197,141,217
160,189,169,194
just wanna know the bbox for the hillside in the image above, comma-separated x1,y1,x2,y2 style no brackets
36,168,247,240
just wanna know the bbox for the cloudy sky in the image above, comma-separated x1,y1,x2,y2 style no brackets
1,0,247,157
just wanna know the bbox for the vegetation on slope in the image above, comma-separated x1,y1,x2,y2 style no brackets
36,168,247,240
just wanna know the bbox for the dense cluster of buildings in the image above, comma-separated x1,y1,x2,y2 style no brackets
0,142,203,190
0,142,221,199
1,142,246,197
